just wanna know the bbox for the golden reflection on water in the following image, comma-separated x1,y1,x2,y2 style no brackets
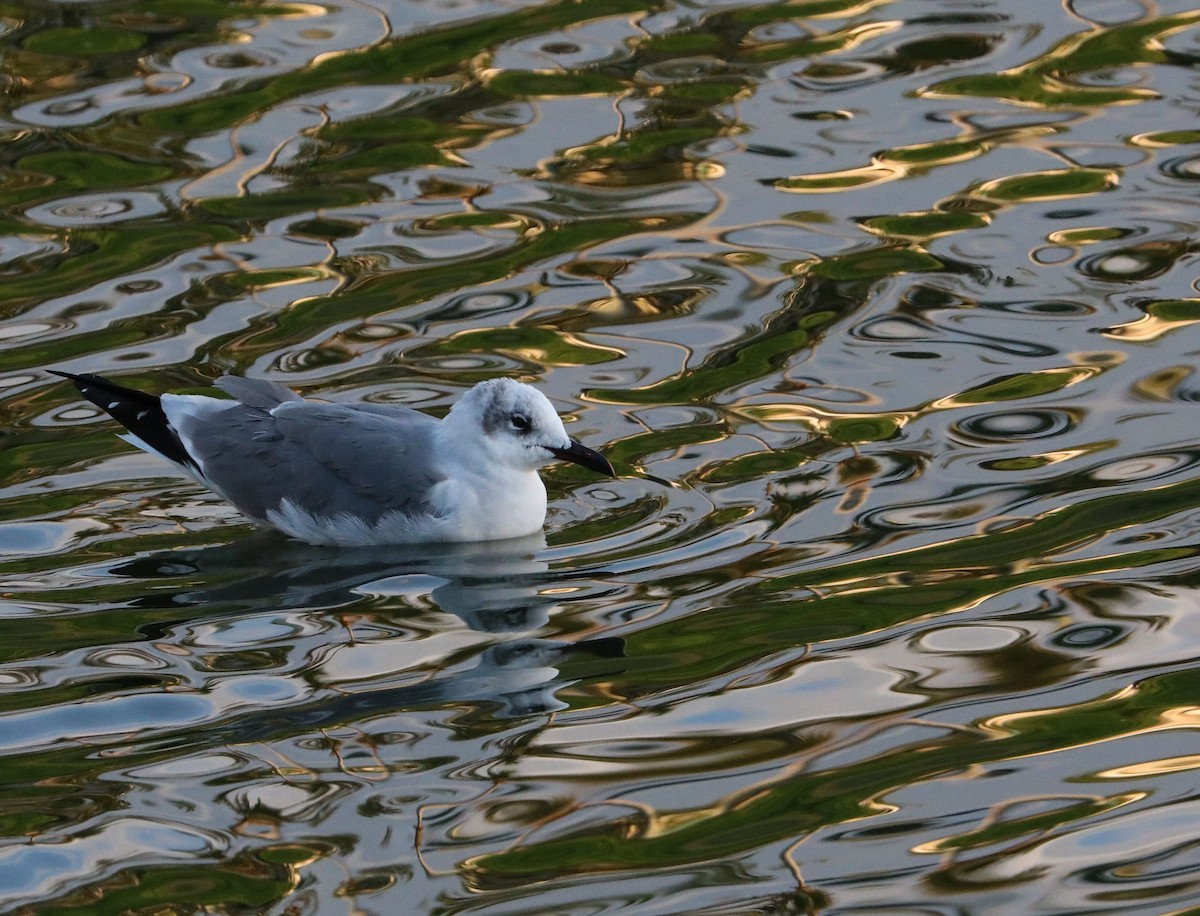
7,0,1200,912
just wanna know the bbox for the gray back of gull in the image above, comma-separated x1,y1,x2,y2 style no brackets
175,379,444,524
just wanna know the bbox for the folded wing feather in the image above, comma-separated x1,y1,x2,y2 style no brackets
166,385,444,526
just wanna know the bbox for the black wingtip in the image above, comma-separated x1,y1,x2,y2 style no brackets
50,369,197,469
49,369,130,389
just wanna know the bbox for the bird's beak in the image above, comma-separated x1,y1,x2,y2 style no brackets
549,439,615,477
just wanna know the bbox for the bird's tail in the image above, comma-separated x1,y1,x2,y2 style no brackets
48,370,196,469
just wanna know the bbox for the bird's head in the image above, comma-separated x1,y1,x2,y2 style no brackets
447,378,614,477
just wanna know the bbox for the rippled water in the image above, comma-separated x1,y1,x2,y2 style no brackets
5,0,1200,912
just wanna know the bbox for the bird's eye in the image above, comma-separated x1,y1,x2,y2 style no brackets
510,413,532,433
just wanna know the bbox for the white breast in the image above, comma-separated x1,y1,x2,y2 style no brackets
430,467,548,542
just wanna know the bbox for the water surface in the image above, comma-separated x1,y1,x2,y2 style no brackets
5,0,1200,912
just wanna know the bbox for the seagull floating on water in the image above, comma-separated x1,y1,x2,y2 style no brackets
50,371,614,546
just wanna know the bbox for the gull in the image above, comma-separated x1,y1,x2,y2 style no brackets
49,371,614,546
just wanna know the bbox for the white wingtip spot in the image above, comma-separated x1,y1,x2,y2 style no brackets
136,410,149,420
107,401,120,410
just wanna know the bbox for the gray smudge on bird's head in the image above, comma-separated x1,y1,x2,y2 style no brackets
456,378,540,436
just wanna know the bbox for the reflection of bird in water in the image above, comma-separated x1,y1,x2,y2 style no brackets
109,535,626,723
115,532,556,625
50,370,613,546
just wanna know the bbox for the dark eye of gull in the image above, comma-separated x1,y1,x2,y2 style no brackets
510,413,532,434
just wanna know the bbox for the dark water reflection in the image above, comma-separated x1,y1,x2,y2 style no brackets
6,0,1200,912
110,536,628,722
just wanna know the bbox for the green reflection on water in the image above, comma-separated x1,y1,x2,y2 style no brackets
138,0,648,133
7,0,1200,911
23,26,146,56
930,10,1200,107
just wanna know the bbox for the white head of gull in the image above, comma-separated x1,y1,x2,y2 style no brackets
49,371,614,547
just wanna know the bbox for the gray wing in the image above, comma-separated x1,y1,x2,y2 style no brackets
172,392,444,525
214,376,302,409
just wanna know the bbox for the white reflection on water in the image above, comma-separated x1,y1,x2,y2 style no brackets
7,0,1200,912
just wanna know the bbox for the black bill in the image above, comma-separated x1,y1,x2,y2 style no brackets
548,439,615,477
